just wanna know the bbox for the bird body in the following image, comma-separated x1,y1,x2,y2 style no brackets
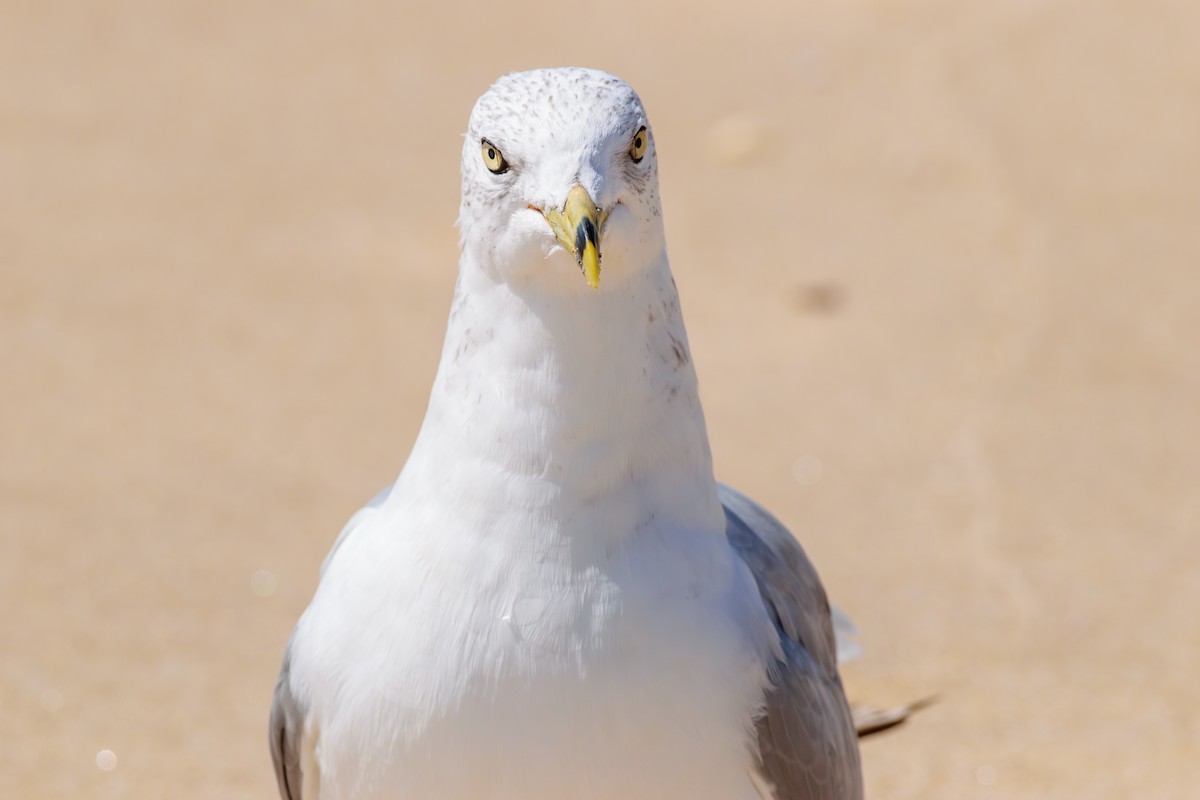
272,68,862,800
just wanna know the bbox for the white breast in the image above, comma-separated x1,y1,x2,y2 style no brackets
289,493,778,800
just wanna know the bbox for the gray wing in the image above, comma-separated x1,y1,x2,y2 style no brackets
720,484,864,800
269,637,305,800
269,483,393,799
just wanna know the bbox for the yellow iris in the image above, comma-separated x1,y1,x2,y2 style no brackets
629,126,648,162
481,140,507,173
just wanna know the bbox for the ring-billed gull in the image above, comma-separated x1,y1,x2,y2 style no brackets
270,67,862,800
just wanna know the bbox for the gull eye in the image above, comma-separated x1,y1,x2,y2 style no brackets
481,139,508,174
629,126,648,163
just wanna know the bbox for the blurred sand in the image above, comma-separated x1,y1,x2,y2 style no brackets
2,1,1198,797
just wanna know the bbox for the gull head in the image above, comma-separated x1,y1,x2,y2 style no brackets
458,68,664,293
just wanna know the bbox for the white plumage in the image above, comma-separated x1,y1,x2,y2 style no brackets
271,68,861,800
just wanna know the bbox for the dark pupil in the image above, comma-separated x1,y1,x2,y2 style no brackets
488,148,496,160
635,137,642,148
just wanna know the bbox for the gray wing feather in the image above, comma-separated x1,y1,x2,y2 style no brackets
270,483,392,799
720,484,864,800
830,606,863,665
269,637,305,800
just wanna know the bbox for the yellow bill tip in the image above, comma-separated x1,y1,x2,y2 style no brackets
582,243,600,290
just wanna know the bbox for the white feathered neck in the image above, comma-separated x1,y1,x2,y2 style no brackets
392,250,726,547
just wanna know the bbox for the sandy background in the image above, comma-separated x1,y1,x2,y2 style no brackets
3,0,1198,797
